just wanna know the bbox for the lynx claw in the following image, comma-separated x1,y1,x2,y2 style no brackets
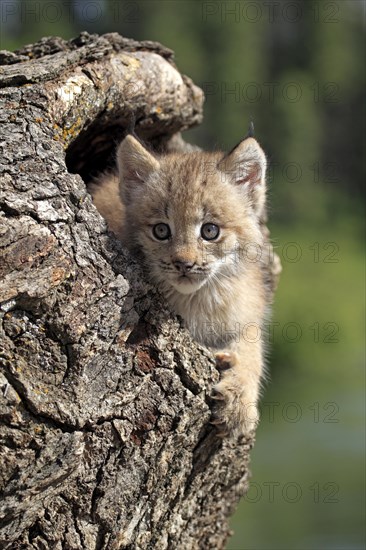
211,389,225,401
211,379,260,437
212,350,259,437
210,416,226,426
215,351,235,371
210,416,230,437
210,393,232,436
215,427,230,438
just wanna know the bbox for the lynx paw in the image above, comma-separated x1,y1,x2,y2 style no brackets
215,351,238,371
211,352,259,437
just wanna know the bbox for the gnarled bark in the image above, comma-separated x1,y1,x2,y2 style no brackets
0,32,279,549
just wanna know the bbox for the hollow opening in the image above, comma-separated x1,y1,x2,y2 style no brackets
65,115,173,187
65,118,127,185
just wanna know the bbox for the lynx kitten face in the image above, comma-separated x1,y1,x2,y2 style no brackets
91,132,270,436
117,135,266,298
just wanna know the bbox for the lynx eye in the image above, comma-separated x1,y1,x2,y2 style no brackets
201,223,220,241
152,223,171,240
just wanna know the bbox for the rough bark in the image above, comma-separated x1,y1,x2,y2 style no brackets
0,32,279,549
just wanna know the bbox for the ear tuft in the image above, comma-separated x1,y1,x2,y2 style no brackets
218,137,267,216
117,135,160,204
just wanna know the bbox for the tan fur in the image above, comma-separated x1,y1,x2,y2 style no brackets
90,135,270,436
89,173,125,238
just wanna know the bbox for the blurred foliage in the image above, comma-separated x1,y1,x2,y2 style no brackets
1,1,364,549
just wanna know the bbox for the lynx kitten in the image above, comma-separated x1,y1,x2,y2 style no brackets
91,133,270,436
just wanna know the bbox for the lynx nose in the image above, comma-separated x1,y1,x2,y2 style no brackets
173,260,195,274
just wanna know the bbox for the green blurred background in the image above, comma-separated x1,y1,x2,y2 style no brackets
1,1,364,548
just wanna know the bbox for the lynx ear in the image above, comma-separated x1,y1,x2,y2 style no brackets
117,135,160,204
218,137,267,216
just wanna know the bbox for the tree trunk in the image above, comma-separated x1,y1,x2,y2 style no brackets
0,32,280,549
